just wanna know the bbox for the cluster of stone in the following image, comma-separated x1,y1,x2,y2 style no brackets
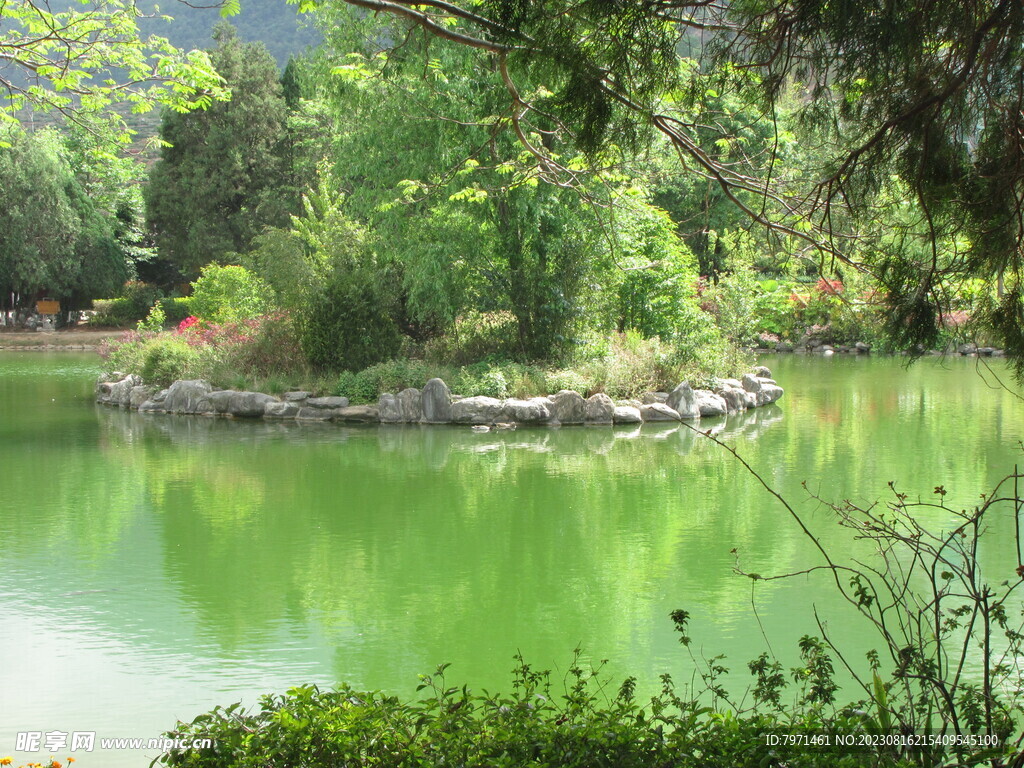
768,339,872,355
96,368,783,426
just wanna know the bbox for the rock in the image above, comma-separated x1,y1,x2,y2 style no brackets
199,390,234,414
378,393,403,423
451,396,504,424
283,391,310,402
128,385,153,410
421,378,453,423
613,405,643,424
666,382,699,420
958,342,978,355
694,389,728,417
776,341,794,352
226,391,276,417
753,366,772,378
741,374,762,393
111,374,142,407
978,347,995,356
296,407,333,420
398,388,423,423
138,398,163,413
163,380,213,414
584,393,615,424
264,401,300,418
760,383,784,404
502,397,552,424
715,385,747,413
334,405,380,423
993,349,1006,357
305,396,350,409
640,403,681,422
855,342,871,353
742,390,758,408
641,392,669,404
549,390,587,425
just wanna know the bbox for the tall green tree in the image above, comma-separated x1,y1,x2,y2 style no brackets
145,23,293,277
0,129,128,314
305,10,698,361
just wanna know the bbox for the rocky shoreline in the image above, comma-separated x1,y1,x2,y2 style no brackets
95,368,784,426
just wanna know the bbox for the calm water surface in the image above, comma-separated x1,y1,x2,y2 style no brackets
1,352,1022,766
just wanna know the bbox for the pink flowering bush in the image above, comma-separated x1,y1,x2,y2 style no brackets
102,312,308,388
177,315,200,334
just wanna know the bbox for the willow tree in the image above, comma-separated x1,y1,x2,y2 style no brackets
299,0,1024,370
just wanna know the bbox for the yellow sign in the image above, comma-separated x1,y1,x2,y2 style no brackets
36,300,60,315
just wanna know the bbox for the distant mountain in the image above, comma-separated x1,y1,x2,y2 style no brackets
139,0,322,68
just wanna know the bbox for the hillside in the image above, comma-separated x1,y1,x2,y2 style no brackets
137,0,322,68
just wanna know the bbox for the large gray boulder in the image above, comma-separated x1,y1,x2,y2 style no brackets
199,390,233,414
613,405,643,424
129,385,154,410
378,393,403,423
694,389,728,417
640,403,681,421
421,378,453,423
226,391,277,417
666,382,699,420
641,392,669,404
96,374,142,407
296,406,333,420
584,393,615,424
549,390,586,425
305,396,349,409
759,382,784,404
451,396,504,424
717,387,746,412
502,397,552,424
283,391,311,402
335,405,380,423
741,374,762,394
264,400,301,418
163,380,214,414
398,388,423,423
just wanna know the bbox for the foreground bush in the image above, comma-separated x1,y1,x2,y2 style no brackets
155,649,937,768
100,312,310,390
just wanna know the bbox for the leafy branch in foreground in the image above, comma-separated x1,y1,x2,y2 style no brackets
1,0,229,144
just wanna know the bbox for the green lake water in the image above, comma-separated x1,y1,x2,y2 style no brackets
1,352,1022,766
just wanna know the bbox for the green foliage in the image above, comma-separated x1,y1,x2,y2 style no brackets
154,647,937,768
423,311,520,366
139,336,202,386
89,282,163,326
0,128,129,308
138,302,167,333
0,0,227,143
145,24,294,275
188,264,272,324
301,266,403,373
159,297,193,325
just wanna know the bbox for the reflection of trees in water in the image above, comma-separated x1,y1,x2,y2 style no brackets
78,404,795,687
